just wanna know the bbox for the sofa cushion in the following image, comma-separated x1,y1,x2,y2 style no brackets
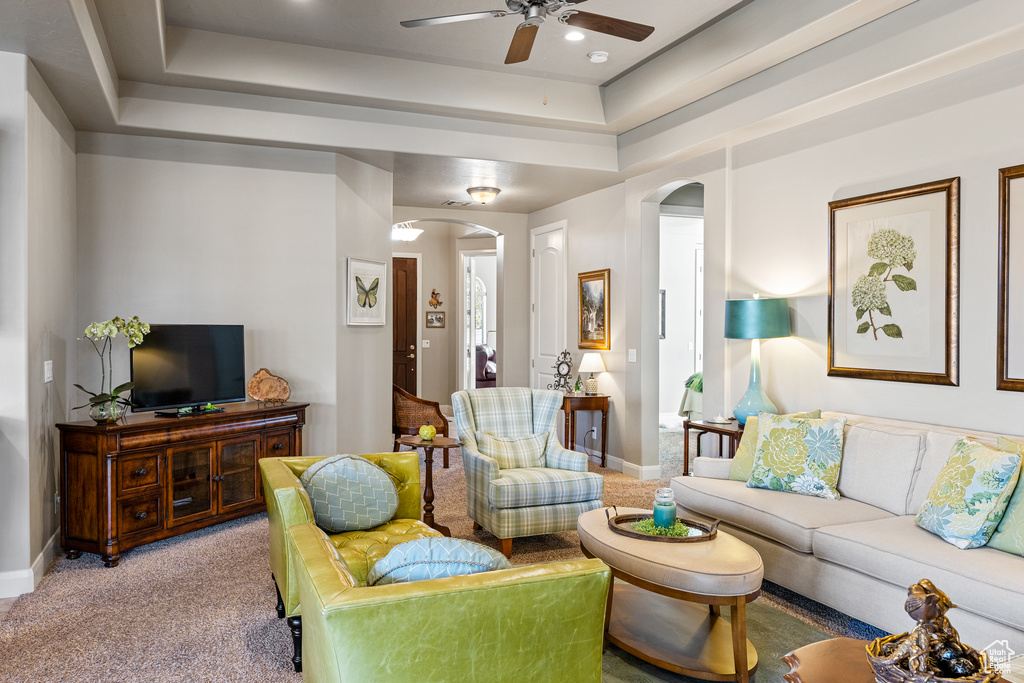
748,413,847,500
487,468,604,509
476,430,547,469
328,518,442,585
909,431,961,514
728,410,821,482
812,515,1024,631
300,455,399,533
915,437,1021,549
837,423,924,515
671,476,893,553
366,537,512,586
989,437,1024,555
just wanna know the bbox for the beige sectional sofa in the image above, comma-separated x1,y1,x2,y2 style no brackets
670,411,1024,652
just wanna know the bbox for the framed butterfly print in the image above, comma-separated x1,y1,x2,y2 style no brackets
347,257,387,326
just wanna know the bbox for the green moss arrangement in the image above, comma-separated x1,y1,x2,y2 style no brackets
632,519,693,537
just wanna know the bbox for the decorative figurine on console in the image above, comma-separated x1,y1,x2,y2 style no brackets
867,580,999,682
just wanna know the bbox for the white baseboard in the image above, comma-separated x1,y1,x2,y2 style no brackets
596,452,663,481
0,529,60,598
33,530,60,588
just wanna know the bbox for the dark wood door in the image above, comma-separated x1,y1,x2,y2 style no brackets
393,257,417,393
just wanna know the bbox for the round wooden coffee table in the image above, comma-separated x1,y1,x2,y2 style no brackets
577,507,764,683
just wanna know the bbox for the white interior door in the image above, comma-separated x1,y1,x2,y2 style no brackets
695,248,704,372
530,222,567,390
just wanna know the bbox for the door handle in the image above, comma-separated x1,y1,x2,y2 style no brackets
407,354,415,359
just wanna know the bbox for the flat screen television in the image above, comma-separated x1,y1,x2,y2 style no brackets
130,324,246,414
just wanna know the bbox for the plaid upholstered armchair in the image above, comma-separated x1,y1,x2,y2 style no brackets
452,387,605,558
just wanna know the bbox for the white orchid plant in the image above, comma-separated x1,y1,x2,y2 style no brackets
74,316,151,412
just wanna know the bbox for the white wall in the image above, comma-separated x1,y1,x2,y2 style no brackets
75,133,368,457
725,68,1024,435
0,52,32,587
659,215,703,413
26,63,76,572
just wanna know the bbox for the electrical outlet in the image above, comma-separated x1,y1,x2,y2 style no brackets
589,427,597,437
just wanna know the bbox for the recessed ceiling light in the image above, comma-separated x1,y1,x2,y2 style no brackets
587,51,609,64
565,31,585,41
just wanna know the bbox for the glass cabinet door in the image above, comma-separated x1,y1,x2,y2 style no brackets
218,436,258,511
167,444,215,527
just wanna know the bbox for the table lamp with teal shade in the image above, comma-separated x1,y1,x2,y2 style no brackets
725,296,791,424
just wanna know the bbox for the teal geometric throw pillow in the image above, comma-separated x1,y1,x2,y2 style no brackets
367,537,512,586
747,413,847,500
915,437,1021,550
300,455,399,533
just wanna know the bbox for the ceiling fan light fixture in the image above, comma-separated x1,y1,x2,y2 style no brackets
588,50,609,64
467,187,501,204
565,31,585,41
392,222,424,242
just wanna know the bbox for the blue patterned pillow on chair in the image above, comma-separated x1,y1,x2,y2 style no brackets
367,537,512,586
300,455,399,533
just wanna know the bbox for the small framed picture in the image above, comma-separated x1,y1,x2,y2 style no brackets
347,257,387,326
426,311,445,328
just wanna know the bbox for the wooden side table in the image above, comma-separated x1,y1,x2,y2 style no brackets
561,394,609,467
396,435,460,537
682,419,744,476
783,637,1009,682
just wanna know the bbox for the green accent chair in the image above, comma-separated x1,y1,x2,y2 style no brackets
261,453,442,673
288,521,610,683
452,387,605,558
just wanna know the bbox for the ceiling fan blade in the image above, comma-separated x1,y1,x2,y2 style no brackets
505,23,539,64
401,10,506,29
564,11,654,42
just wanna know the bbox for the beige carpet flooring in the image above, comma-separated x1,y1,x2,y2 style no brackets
0,451,863,681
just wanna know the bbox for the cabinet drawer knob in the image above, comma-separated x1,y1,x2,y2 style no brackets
135,467,148,477
135,511,148,520
273,442,285,451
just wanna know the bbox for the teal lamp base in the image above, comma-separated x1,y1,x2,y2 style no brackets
733,338,778,425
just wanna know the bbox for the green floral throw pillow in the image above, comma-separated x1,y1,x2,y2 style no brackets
747,413,846,499
985,436,1024,555
915,437,1021,550
729,410,822,482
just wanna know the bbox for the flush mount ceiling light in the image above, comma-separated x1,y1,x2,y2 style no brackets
392,222,424,241
565,31,585,41
587,50,609,63
467,187,501,204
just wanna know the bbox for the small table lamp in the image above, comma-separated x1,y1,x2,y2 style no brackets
578,353,606,395
724,296,791,424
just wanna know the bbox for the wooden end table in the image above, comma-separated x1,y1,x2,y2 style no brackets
682,418,744,476
782,637,1009,682
562,393,609,466
396,435,460,537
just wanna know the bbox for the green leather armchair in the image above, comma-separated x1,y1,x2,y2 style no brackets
288,521,611,683
261,453,442,672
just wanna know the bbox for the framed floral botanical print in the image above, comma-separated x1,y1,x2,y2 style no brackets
828,177,959,385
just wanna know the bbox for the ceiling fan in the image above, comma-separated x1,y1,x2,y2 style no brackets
400,1,655,65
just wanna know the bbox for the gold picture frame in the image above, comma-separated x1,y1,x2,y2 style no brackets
828,177,959,385
578,269,610,350
998,163,1024,391
426,311,445,329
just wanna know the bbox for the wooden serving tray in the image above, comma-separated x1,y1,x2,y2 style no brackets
605,507,719,543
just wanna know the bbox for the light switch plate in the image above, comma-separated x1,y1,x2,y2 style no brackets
44,360,53,383
628,349,637,363
422,340,430,348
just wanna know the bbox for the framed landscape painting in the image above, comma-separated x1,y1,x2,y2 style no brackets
998,163,1024,391
579,269,610,350
347,257,387,326
828,177,959,385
